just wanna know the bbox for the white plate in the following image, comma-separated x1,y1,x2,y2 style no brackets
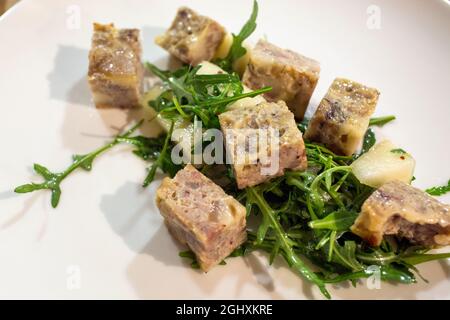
0,0,449,299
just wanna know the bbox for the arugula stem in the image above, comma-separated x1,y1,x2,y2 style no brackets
286,177,310,192
62,121,144,181
400,252,450,265
327,231,337,262
62,143,114,179
247,187,330,299
324,265,415,284
215,0,259,72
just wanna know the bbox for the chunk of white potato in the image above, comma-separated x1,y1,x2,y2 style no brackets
351,140,415,188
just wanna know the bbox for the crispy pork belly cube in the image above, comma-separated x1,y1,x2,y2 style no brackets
351,181,450,247
88,23,143,108
219,101,307,189
242,39,320,119
156,165,246,271
304,78,379,156
155,7,226,65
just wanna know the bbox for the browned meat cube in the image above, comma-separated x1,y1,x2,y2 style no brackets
219,101,307,189
88,23,143,108
304,78,379,156
156,165,246,271
155,7,226,66
351,180,450,247
242,39,320,119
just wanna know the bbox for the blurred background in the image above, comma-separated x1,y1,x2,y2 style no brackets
0,0,18,15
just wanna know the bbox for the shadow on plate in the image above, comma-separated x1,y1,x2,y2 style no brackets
47,45,91,106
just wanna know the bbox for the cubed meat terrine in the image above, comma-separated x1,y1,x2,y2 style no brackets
242,39,320,119
156,165,247,271
351,180,450,247
304,78,379,156
88,23,143,108
156,7,226,66
219,101,307,189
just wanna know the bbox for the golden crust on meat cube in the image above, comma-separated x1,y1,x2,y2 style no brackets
155,7,226,66
242,39,320,119
88,23,143,108
304,78,379,156
351,180,450,247
219,101,307,189
156,165,246,272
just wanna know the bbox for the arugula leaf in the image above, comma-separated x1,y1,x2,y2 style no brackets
215,0,258,72
425,179,450,196
401,252,450,265
246,186,330,299
308,209,358,231
117,135,165,161
330,240,364,271
369,115,396,126
15,121,143,208
15,120,180,206
323,264,416,284
72,154,94,171
179,250,200,269
145,62,271,129
361,128,376,154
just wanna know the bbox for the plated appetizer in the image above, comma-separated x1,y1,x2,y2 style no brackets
14,1,450,299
